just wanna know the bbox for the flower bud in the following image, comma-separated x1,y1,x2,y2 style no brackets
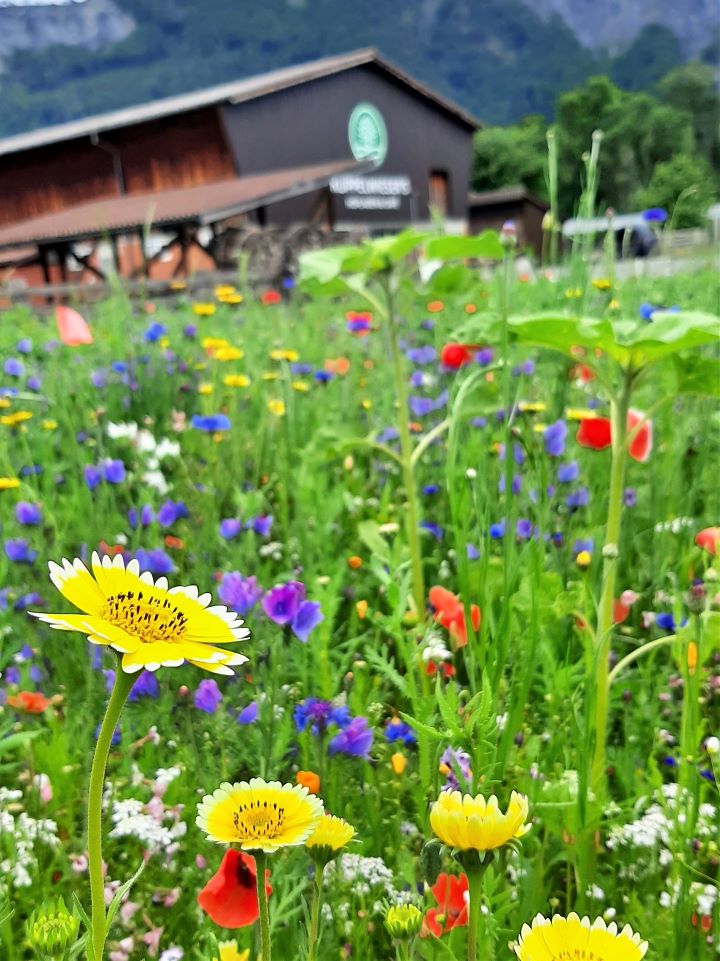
26,897,80,956
384,903,423,940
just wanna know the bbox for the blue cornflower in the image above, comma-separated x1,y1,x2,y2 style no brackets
15,502,42,526
543,420,567,457
191,414,232,432
329,716,374,759
219,518,242,539
409,396,434,417
490,520,506,539
5,539,38,564
195,679,223,714
385,718,417,745
557,462,579,483
4,358,24,377
566,487,590,508
406,346,436,365
144,322,168,343
103,460,126,484
133,548,175,575
218,572,263,615
420,521,444,541
294,698,351,735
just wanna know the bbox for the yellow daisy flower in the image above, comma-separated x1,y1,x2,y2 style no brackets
262,372,279,381
42,419,58,430
291,381,309,392
1,410,33,427
565,408,598,421
31,553,249,676
592,277,612,291
518,401,547,413
385,903,423,939
430,790,530,852
270,348,299,362
0,477,20,490
219,293,244,305
202,337,230,351
196,778,324,852
212,941,249,961
193,303,217,317
214,284,237,298
0,397,10,408
214,347,244,361
223,374,251,388
267,399,285,416
306,814,355,855
513,913,648,960
198,383,214,395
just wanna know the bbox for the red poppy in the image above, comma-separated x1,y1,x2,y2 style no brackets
425,661,455,679
56,305,93,346
696,527,720,556
576,409,652,462
261,290,281,306
429,586,481,649
422,873,469,937
440,343,477,370
570,364,595,383
198,849,271,928
613,599,631,624
8,691,50,713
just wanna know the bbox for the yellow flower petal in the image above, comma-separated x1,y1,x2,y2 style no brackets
430,789,530,852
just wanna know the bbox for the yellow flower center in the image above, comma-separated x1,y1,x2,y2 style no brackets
233,800,287,840
103,590,188,644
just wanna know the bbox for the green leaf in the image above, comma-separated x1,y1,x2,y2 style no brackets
399,711,449,742
424,263,477,294
425,230,504,261
363,647,408,696
357,520,392,563
298,245,364,284
434,678,464,739
368,228,430,263
671,356,720,397
0,729,41,756
104,861,145,935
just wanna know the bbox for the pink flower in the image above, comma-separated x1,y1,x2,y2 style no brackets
33,773,53,803
120,901,140,926
142,927,164,958
163,888,181,908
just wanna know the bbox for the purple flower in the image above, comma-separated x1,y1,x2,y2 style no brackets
4,666,20,685
90,369,108,388
237,702,259,724
95,723,121,746
219,518,242,540
406,346,436,365
376,427,399,443
5,539,38,564
248,515,273,537
14,592,43,611
157,501,186,528
466,543,480,560
194,679,222,713
475,348,494,366
218,572,263,615
15,502,42,526
191,414,231,432
422,484,440,496
103,460,126,484
329,716,374,759
291,363,313,376
643,208,667,222
294,699,351,734
183,324,197,338
315,370,333,383
129,504,154,528
439,747,472,791
27,376,41,392
262,582,305,626
128,670,160,701
557,462,579,483
543,420,567,457
624,487,637,507
498,474,522,495
471,416,487,429
84,465,103,490
4,358,24,377
566,486,589,508
409,396,434,417
516,518,533,539
133,548,175,575
291,600,324,643
385,719,416,745
512,359,535,376
499,443,525,465
16,339,32,355
346,316,371,334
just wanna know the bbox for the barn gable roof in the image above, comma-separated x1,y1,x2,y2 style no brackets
0,48,479,159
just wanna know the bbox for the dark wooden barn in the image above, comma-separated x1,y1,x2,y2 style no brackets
468,186,548,260
0,49,479,286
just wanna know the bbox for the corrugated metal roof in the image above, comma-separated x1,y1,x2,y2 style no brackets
0,160,361,250
468,186,548,208
0,49,479,159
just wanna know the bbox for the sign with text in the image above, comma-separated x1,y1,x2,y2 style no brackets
330,174,412,212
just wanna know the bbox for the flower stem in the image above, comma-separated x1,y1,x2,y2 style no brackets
255,851,271,961
306,864,325,961
383,274,424,616
87,667,135,961
466,866,484,961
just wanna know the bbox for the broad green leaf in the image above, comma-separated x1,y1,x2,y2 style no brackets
424,263,477,294
368,228,430,262
357,520,392,563
425,230,504,261
671,356,720,397
298,245,364,284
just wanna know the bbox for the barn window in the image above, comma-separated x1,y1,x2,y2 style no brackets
429,170,450,216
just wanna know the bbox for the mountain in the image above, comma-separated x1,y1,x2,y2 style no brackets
0,0,716,138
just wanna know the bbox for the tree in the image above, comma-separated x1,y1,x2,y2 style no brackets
658,62,720,173
634,154,718,228
470,115,548,198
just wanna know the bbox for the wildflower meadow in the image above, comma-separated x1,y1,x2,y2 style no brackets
0,228,719,961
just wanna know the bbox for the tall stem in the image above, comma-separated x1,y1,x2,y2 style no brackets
590,373,632,798
466,867,484,961
255,850,271,961
383,274,425,615
306,865,325,961
87,668,135,961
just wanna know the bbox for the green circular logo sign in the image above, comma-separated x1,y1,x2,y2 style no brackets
348,102,388,165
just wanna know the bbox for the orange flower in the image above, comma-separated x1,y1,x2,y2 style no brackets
688,642,698,673
391,753,407,775
296,770,321,795
347,555,363,570
696,527,720,556
355,600,368,620
325,357,350,376
427,300,444,313
464,303,477,314
164,535,185,550
429,586,481,648
8,691,50,713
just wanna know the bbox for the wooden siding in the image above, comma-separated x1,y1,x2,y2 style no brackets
0,108,235,227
